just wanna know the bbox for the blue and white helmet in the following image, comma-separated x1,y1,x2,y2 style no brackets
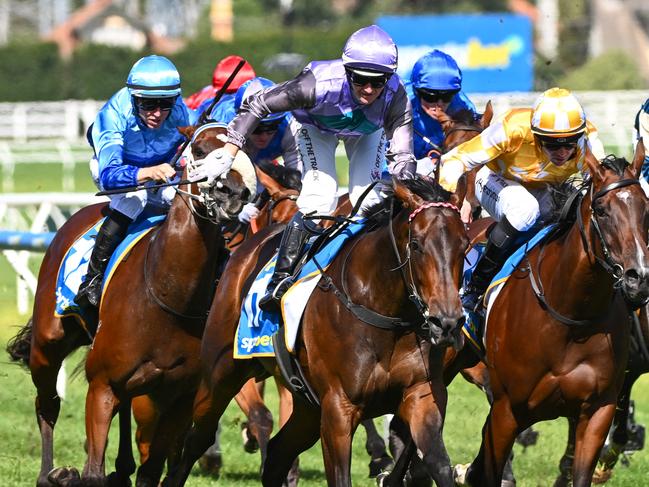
126,55,181,98
342,25,398,74
234,77,284,122
411,50,462,92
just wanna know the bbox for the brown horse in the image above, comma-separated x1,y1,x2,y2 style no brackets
9,123,252,487
162,175,469,487
449,146,649,487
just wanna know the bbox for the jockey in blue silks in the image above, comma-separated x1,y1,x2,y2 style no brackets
409,49,479,176
634,97,649,196
188,25,417,311
75,55,197,312
210,77,301,224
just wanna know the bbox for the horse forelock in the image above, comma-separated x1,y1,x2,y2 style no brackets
256,159,302,191
600,154,629,176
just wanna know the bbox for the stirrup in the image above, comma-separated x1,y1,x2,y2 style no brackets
461,287,484,313
75,275,103,308
259,275,293,312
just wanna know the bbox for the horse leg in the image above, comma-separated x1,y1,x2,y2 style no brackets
108,400,135,486
132,395,160,465
198,423,223,477
465,397,519,487
276,378,300,487
81,379,120,486
261,398,320,487
572,404,616,487
361,418,393,478
163,363,251,486
386,415,430,486
553,416,576,487
137,395,193,487
234,378,274,462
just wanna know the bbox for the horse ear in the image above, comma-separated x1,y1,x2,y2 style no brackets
392,177,424,209
481,101,494,129
177,125,196,140
255,164,282,195
450,172,468,209
631,138,645,179
583,147,605,183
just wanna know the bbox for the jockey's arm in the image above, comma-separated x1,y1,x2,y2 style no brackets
226,70,317,157
384,85,417,178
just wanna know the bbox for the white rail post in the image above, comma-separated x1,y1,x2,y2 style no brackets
57,140,75,192
0,141,14,192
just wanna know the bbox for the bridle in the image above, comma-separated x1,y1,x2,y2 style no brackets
528,173,643,326
264,192,299,226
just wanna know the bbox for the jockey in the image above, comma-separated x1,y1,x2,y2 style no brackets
410,49,479,176
634,97,649,195
185,55,256,110
211,76,301,224
75,55,197,312
439,87,605,312
191,24,417,311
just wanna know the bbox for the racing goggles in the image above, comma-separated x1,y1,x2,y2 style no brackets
134,96,177,112
253,119,282,134
417,89,459,104
346,69,391,89
537,133,582,151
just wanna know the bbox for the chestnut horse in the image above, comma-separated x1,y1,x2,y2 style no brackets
161,176,469,487
28,124,253,487
449,147,649,487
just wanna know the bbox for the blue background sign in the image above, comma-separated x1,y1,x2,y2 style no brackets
377,13,533,93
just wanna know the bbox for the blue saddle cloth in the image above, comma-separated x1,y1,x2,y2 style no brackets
55,214,165,328
462,224,557,354
235,219,367,358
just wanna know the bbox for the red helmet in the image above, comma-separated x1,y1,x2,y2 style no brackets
212,55,256,93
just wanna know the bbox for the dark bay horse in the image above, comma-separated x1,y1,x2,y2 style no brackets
6,123,252,487
450,146,649,487
162,176,469,486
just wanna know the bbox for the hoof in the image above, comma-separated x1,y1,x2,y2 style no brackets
501,481,516,487
198,453,222,479
592,466,613,484
453,463,471,486
241,423,259,453
376,470,390,487
369,454,394,478
107,471,132,487
47,467,81,487
515,427,539,449
552,474,572,487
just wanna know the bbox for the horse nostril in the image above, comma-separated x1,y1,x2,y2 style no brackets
624,269,640,285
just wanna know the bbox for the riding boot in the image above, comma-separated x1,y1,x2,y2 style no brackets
258,211,312,312
75,210,132,310
462,217,521,312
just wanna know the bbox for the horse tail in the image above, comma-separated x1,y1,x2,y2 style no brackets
5,317,33,368
69,348,89,382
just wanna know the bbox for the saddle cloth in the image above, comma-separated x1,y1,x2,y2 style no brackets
54,214,165,328
462,224,557,353
235,219,367,359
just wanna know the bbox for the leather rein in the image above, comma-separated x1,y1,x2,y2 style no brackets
527,177,641,327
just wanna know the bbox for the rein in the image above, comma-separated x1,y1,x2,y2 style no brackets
527,176,641,327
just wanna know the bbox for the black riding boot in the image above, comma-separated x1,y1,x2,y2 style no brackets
258,211,312,312
75,210,132,309
462,217,521,312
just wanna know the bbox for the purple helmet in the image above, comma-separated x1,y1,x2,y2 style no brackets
342,25,398,74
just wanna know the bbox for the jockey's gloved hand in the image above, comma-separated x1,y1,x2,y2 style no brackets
238,202,260,223
188,147,235,184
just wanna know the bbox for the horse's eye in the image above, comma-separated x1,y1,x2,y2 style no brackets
410,239,423,253
593,206,607,218
194,150,206,159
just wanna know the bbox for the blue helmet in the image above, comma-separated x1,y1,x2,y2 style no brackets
411,50,462,92
342,25,398,74
126,55,181,98
234,77,284,122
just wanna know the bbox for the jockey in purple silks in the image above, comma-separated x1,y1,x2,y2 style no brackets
189,25,418,312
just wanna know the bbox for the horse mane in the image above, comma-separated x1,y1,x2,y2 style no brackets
599,154,629,176
362,176,451,225
256,159,302,191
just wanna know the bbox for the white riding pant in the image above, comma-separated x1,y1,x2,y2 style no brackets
294,124,386,215
90,157,177,220
474,165,554,232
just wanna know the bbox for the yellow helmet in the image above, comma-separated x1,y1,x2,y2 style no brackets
531,88,586,142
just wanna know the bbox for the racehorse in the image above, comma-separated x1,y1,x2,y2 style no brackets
161,174,469,487
6,123,253,487
450,145,649,487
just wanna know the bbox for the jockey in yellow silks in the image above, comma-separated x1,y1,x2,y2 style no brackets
439,87,605,312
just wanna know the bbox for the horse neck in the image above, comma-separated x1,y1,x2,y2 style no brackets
542,194,616,317
148,193,224,297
